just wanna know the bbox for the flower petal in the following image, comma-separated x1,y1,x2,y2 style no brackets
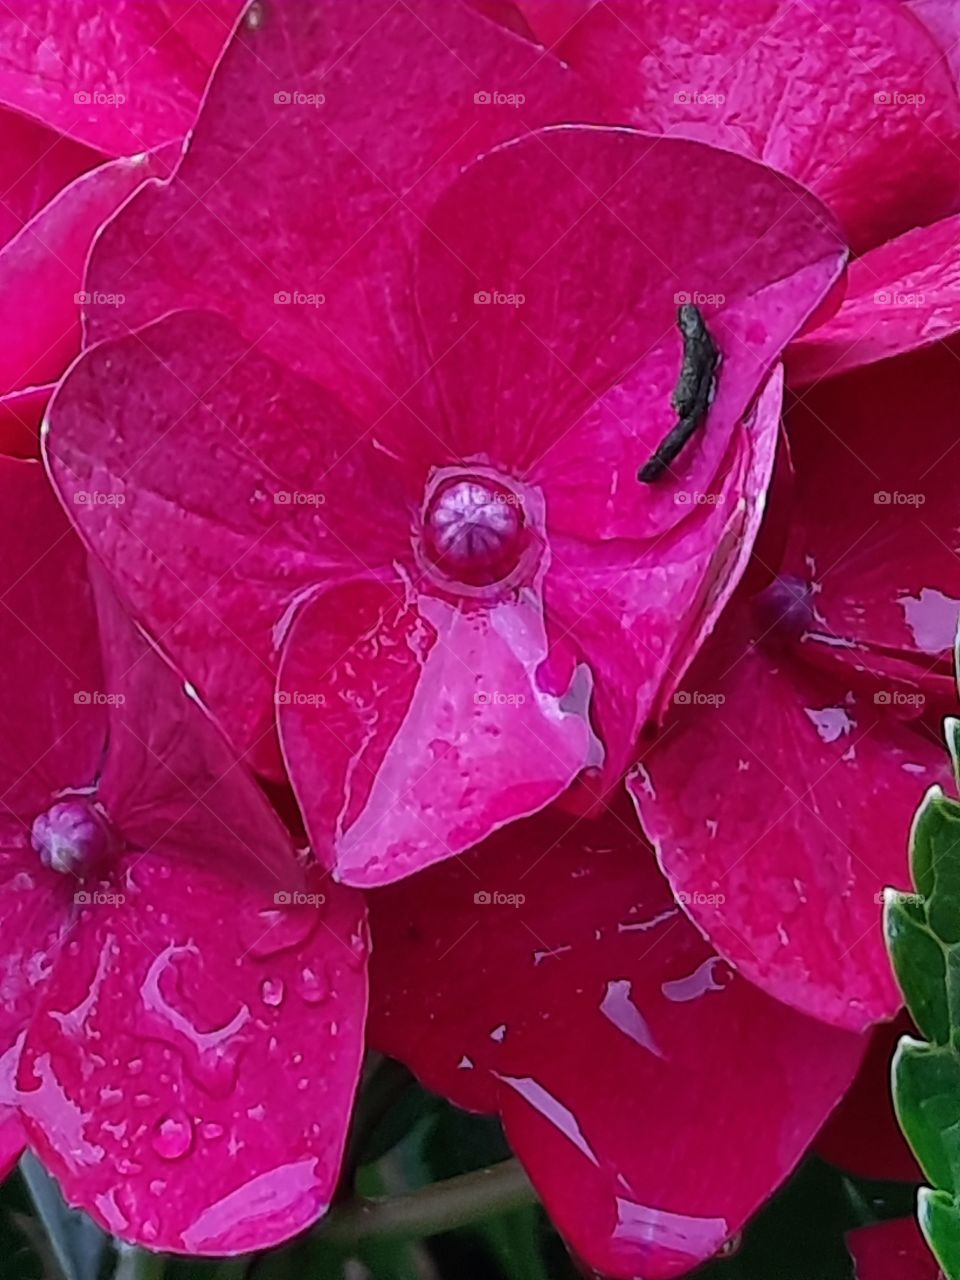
628,585,949,1030
0,154,158,398
0,456,103,817
414,127,845,507
83,0,605,420
0,383,50,458
278,582,594,886
788,215,960,385
17,857,368,1254
520,0,960,252
0,1,238,154
784,340,960,677
848,1217,942,1278
45,308,408,774
817,1014,922,1181
91,570,305,893
368,804,865,1279
0,106,100,249
547,369,782,804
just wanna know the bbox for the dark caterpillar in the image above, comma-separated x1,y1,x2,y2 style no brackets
638,304,721,483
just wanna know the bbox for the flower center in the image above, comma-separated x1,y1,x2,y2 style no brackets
753,574,815,646
31,798,115,877
422,473,528,589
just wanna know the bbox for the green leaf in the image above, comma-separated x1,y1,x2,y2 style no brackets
885,645,960,1279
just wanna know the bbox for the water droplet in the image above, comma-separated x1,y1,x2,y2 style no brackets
294,964,330,1005
260,977,285,1007
151,1111,194,1160
200,1122,224,1141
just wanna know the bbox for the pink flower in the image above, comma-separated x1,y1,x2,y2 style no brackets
47,0,846,886
628,216,960,1031
511,0,960,254
0,457,367,1253
848,1218,943,1279
0,1,240,455
366,800,866,1279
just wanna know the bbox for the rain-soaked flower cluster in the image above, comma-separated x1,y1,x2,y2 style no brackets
1,0,960,1275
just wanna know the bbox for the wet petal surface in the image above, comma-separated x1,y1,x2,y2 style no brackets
369,804,865,1279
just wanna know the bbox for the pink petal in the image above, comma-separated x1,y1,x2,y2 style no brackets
0,1110,24,1178
785,341,960,676
0,153,159,398
524,0,960,253
848,1218,942,1278
0,382,50,457
82,0,606,420
414,128,844,510
817,1014,921,1182
0,456,104,817
368,804,865,1279
628,585,949,1030
91,570,306,893
46,308,409,774
0,106,101,249
0,1,239,154
546,369,782,803
278,582,594,886
788,215,960,386
17,856,368,1254
906,0,960,87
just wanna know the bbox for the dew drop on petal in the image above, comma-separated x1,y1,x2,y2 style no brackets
151,1111,195,1160
260,977,286,1008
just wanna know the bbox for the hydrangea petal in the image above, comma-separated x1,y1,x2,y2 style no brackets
279,582,594,885
784,341,960,676
547,369,782,803
817,1014,922,1181
628,585,949,1030
788,215,960,386
368,805,865,1279
520,0,960,253
0,383,50,457
0,153,158,397
45,309,410,773
0,1,239,154
848,1218,942,1278
91,570,306,893
414,128,845,513
0,456,103,816
0,106,100,249
17,856,368,1254
83,0,605,420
